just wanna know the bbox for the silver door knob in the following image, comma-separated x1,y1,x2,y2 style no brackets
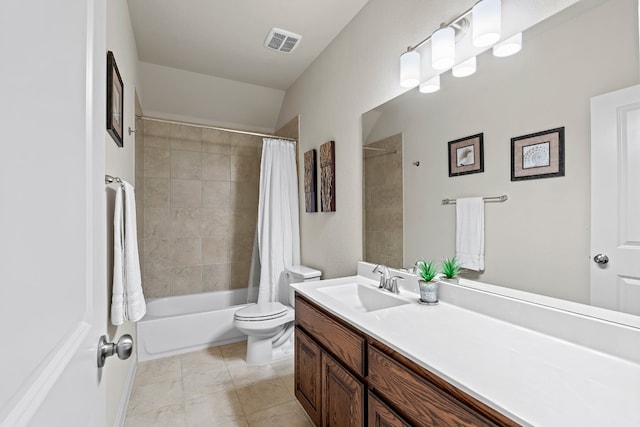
593,254,609,265
97,334,133,368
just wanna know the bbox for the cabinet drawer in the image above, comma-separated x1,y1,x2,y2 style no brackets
368,346,497,427
295,294,365,376
368,391,411,427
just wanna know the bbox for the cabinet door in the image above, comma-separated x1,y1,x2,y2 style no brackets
368,392,411,427
322,352,365,427
295,328,322,426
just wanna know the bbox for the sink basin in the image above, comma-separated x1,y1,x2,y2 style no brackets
316,283,409,313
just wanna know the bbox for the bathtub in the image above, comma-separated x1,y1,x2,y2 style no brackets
137,289,249,361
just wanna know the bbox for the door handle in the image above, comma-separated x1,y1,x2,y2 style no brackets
593,254,609,265
97,334,133,368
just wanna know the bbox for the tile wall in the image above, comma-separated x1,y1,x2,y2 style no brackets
139,120,262,297
363,134,403,268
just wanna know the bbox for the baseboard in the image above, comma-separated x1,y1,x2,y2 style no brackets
114,359,137,427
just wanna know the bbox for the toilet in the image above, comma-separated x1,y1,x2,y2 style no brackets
234,265,321,365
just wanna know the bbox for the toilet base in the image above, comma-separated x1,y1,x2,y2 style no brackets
245,329,294,366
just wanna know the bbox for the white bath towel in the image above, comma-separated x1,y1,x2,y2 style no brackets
111,181,145,325
456,197,485,271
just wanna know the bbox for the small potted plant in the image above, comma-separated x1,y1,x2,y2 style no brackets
416,260,439,304
440,257,462,284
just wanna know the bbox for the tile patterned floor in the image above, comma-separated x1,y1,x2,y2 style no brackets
124,340,313,427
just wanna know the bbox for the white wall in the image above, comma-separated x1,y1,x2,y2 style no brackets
366,0,639,303
106,1,140,425
277,0,581,279
139,61,285,132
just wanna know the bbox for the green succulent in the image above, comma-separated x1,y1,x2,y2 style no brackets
441,257,462,279
416,260,438,282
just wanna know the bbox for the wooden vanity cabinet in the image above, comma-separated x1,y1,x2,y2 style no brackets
295,295,366,426
294,294,518,427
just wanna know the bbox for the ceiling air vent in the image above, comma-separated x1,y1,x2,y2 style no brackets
264,27,302,53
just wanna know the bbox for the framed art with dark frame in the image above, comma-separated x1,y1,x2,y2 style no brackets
448,133,484,177
107,51,124,147
511,127,564,181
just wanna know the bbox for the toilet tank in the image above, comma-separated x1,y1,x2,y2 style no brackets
286,265,321,306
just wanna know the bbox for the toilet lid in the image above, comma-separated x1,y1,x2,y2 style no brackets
234,302,289,321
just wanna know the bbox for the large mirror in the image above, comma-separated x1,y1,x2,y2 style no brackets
362,0,639,314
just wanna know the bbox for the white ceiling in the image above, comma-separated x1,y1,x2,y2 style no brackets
127,0,370,91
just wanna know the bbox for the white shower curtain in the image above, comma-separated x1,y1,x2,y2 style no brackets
256,138,301,304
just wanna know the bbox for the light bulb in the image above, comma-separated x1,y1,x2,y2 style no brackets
400,50,421,87
431,27,455,71
473,0,501,47
419,75,440,93
493,32,522,57
452,57,477,78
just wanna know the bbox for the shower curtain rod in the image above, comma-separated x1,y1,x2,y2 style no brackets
135,115,297,142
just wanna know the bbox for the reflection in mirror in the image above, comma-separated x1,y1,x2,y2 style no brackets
363,135,403,267
362,0,639,314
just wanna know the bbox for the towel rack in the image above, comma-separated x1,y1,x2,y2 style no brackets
441,195,508,205
105,174,123,184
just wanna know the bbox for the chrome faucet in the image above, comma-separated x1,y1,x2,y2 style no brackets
372,264,390,289
372,265,404,294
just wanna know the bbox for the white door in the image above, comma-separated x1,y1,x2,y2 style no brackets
591,84,640,315
0,1,108,425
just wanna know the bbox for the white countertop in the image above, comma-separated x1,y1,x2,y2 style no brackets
291,267,640,427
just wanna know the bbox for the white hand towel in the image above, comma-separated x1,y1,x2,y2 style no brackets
456,197,485,271
111,181,146,325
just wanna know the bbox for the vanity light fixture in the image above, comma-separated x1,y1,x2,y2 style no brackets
472,0,502,47
399,0,510,91
452,56,477,77
419,75,440,93
400,49,421,87
431,26,456,71
493,32,523,57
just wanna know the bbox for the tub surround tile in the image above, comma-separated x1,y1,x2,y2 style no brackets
142,264,171,298
141,121,266,298
144,148,170,178
202,129,231,154
171,179,202,208
202,236,231,264
144,120,172,138
230,182,259,212
230,262,250,290
144,135,171,150
202,264,231,292
143,208,170,238
144,238,170,267
202,153,231,181
171,266,203,295
171,208,203,238
144,178,170,208
201,208,231,237
202,180,230,208
171,150,202,180
230,155,259,183
171,238,202,266
230,133,260,157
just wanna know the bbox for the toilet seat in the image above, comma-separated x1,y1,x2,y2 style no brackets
234,302,289,322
